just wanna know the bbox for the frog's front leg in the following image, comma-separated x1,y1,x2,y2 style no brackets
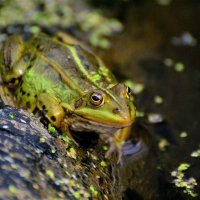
37,93,65,128
36,93,77,144
105,126,132,162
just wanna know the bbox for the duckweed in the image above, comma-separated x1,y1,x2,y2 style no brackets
175,62,185,72
171,163,198,197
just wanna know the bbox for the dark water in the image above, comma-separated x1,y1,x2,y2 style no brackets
100,1,200,199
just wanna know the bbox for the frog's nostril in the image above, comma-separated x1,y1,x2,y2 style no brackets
113,107,120,114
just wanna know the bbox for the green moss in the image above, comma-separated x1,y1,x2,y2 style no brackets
62,133,72,145
48,124,56,135
9,113,14,119
39,137,46,143
102,145,108,151
89,185,98,197
51,149,56,154
9,185,16,193
46,170,55,179
65,170,70,176
67,147,77,159
100,161,107,167
73,191,81,199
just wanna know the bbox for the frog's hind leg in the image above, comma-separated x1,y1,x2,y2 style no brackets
16,82,37,112
0,79,17,107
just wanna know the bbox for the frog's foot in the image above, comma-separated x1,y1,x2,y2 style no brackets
121,140,143,156
105,138,125,163
105,140,143,164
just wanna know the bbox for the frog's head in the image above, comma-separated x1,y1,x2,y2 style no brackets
72,83,136,129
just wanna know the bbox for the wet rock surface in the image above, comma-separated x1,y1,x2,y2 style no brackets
0,101,113,199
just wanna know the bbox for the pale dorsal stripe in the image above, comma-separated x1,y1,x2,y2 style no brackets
67,45,120,106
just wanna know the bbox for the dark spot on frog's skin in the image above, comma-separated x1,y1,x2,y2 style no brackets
50,116,56,122
113,108,120,114
57,36,63,42
19,80,23,87
34,94,38,98
83,63,89,71
42,105,46,110
24,54,31,62
78,53,84,61
75,98,83,109
36,44,44,51
36,44,40,49
10,78,17,84
27,93,30,97
30,56,35,63
26,101,31,109
20,87,26,95
77,52,90,71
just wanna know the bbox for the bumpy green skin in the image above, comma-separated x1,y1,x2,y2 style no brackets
0,34,136,153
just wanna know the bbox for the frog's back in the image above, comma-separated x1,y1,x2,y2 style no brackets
32,35,116,85
18,35,117,105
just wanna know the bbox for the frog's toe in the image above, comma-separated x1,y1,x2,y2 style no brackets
105,141,124,163
121,140,142,156
105,142,121,159
105,140,144,164
120,140,148,164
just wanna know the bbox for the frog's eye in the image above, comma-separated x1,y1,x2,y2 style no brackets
126,86,132,98
90,92,104,107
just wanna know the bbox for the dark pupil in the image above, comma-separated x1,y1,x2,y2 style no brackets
92,95,100,101
127,87,131,94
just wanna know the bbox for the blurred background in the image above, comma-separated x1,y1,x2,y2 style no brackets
0,0,200,199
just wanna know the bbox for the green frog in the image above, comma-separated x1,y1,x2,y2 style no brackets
0,33,136,159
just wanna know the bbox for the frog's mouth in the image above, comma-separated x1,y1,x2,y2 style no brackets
68,114,128,135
